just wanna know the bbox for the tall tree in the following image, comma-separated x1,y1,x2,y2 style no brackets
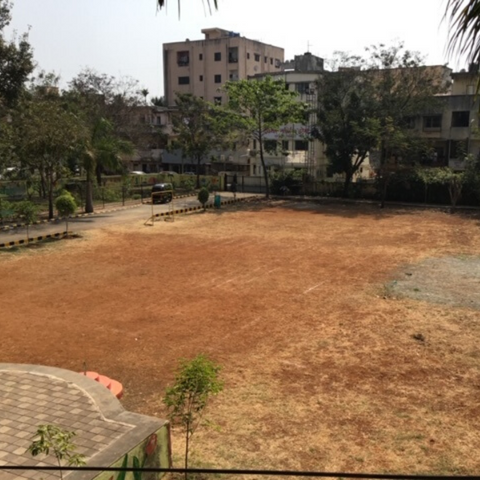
6,94,89,218
80,117,133,213
445,0,480,67
316,65,381,196
171,93,233,188
365,43,450,207
0,0,34,109
318,45,449,203
67,70,145,212
224,77,306,198
68,68,145,145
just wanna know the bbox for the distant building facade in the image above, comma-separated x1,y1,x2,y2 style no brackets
163,28,284,106
414,67,479,170
247,53,328,179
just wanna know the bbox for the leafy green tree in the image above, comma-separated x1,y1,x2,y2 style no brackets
318,44,448,202
6,95,89,219
171,93,233,189
316,66,380,196
415,167,439,204
224,77,306,198
81,117,133,213
197,187,209,210
0,196,14,224
67,70,150,212
27,424,86,480
0,0,34,109
68,68,146,151
365,43,449,207
163,354,223,480
428,154,480,210
55,192,77,234
15,200,38,243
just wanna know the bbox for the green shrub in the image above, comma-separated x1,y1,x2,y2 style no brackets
198,187,209,210
55,194,77,217
15,201,39,242
0,198,15,223
270,170,304,195
95,186,122,203
55,194,77,234
181,177,196,192
15,200,39,223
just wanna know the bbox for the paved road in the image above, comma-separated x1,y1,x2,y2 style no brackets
0,192,254,243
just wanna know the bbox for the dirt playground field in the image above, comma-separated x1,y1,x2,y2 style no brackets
2,199,480,475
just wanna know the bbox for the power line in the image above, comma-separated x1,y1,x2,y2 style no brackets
1,465,479,480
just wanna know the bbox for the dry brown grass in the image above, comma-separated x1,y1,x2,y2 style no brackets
2,200,480,476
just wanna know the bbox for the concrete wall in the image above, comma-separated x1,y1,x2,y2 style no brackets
93,424,171,480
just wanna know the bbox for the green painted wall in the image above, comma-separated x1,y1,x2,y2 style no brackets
94,423,171,480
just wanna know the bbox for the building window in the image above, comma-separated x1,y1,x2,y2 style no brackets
270,58,273,65
449,139,468,159
423,115,442,130
275,58,281,68
214,96,222,105
451,111,470,128
229,70,238,81
295,140,308,151
264,56,268,63
199,53,203,60
177,51,189,66
214,52,221,61
178,76,190,85
247,52,250,59
214,74,222,84
228,47,238,63
254,53,260,62
199,75,203,82
282,140,289,151
295,82,310,94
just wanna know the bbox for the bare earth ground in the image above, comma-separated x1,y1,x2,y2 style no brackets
2,200,480,476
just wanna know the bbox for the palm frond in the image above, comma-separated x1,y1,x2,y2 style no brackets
156,0,219,16
445,0,480,65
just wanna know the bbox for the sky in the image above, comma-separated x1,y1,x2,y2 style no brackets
6,0,458,99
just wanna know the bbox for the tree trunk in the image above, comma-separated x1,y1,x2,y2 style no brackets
196,156,201,189
39,172,46,199
258,131,270,199
184,425,190,480
448,182,462,213
343,171,353,198
48,175,54,220
85,170,94,214
380,172,389,209
379,141,388,209
95,164,102,187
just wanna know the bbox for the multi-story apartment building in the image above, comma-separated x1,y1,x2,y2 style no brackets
163,27,284,106
246,53,329,179
413,66,479,170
